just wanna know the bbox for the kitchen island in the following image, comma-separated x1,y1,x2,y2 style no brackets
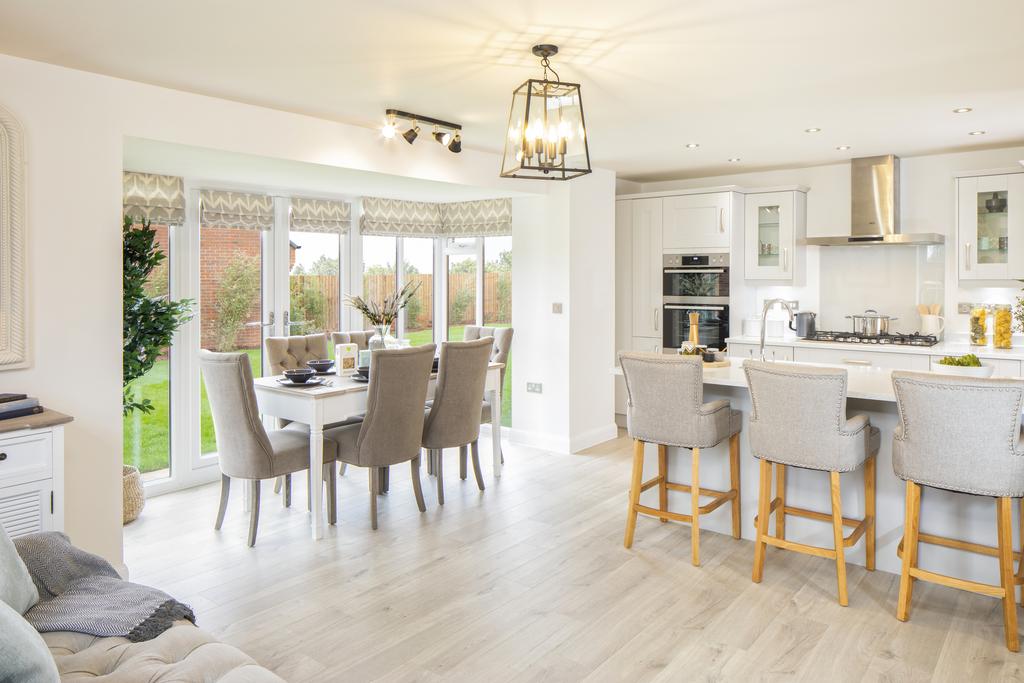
615,359,1017,587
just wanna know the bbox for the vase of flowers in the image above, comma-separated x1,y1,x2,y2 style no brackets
345,281,420,356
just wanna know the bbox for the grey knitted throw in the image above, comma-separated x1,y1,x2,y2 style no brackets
13,532,194,642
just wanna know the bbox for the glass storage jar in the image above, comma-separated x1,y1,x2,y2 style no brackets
970,307,988,346
994,304,1013,349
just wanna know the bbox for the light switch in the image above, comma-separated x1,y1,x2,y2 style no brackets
526,382,543,394
552,303,563,314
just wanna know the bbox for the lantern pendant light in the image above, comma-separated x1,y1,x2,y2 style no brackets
500,44,592,180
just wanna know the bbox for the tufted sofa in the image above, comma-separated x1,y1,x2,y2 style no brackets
43,620,284,682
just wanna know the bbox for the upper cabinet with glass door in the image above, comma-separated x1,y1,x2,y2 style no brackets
744,189,806,282
958,172,1024,280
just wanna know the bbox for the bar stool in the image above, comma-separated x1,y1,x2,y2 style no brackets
743,361,878,606
891,371,1024,652
619,353,742,566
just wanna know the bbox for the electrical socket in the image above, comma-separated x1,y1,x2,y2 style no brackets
552,303,563,314
526,382,543,394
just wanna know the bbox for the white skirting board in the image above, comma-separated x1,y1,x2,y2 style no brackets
508,423,619,455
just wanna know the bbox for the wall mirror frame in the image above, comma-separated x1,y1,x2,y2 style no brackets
0,104,27,370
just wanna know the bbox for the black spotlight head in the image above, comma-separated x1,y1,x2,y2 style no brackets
402,125,420,144
448,134,462,154
433,130,452,145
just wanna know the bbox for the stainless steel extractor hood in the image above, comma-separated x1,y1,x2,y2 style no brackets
802,154,944,246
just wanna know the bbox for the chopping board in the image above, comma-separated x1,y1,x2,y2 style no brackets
703,358,731,369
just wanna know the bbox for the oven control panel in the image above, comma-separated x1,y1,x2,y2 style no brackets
663,253,729,267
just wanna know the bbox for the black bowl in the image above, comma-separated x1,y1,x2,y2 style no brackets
307,359,335,373
284,368,315,383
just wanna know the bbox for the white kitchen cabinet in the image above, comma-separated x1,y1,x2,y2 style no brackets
930,356,1021,377
631,199,663,338
793,347,930,371
957,172,1024,280
0,414,69,539
663,192,731,251
744,190,806,281
728,342,793,362
632,336,663,355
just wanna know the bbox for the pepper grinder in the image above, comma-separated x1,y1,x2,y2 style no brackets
688,311,700,346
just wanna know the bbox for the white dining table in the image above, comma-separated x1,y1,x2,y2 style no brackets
253,362,505,539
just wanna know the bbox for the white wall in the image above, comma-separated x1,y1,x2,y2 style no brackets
633,146,1024,336
0,53,617,566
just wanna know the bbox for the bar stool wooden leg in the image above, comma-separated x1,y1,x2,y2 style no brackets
1019,498,1024,607
729,433,741,539
752,459,771,583
897,480,921,621
691,447,701,566
830,471,849,606
865,455,877,571
997,496,1020,652
658,444,668,523
775,463,787,540
624,439,645,548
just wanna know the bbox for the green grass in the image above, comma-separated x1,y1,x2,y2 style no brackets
123,328,511,475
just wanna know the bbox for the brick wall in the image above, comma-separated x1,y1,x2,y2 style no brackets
199,227,263,350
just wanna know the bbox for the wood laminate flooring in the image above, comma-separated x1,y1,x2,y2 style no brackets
124,433,1024,682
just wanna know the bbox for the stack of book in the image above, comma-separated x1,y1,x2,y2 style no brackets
0,393,44,421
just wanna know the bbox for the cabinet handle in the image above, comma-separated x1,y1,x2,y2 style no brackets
654,307,660,331
719,208,726,233
782,247,789,272
841,358,872,366
965,243,971,271
0,452,6,461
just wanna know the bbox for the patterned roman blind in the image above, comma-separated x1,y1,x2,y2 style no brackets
361,197,512,237
122,172,185,224
200,190,274,230
290,197,351,234
440,198,512,237
360,197,443,237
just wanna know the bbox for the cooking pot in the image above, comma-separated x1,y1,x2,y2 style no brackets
846,309,897,336
789,311,817,338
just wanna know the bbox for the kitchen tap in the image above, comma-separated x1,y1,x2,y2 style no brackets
759,299,796,361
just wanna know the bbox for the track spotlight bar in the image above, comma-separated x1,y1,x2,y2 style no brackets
381,109,463,153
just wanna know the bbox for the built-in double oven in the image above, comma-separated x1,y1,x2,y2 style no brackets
662,253,730,351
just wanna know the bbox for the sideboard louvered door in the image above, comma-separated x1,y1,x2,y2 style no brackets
0,419,66,539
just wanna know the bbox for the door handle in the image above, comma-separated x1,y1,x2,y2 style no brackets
964,243,971,271
654,307,660,331
782,247,789,272
245,311,274,329
719,208,726,233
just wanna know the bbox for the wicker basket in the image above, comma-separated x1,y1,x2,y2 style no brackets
122,465,145,524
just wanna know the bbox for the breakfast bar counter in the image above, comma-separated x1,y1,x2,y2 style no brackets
614,359,1015,586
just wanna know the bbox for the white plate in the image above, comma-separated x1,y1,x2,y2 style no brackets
276,377,327,387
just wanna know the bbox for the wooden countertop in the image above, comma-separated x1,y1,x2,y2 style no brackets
0,409,73,434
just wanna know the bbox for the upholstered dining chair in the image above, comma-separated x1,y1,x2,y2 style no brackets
891,371,1024,652
331,330,376,352
199,350,338,547
421,338,494,504
463,326,513,462
324,345,436,529
265,333,329,375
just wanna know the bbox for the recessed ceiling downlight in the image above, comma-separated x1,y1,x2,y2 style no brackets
727,157,741,162
685,143,700,149
804,127,822,133
836,145,851,151
953,107,973,113
969,130,987,136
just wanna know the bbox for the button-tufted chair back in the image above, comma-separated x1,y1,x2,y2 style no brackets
892,371,1024,497
743,360,876,472
464,326,513,384
331,330,376,352
423,338,494,450
264,333,329,375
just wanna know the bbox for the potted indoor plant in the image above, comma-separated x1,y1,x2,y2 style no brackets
344,280,420,350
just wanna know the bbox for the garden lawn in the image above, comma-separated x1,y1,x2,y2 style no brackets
124,329,511,475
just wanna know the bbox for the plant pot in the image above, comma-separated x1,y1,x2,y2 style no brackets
122,465,145,525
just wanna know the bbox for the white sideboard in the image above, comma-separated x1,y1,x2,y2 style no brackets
0,410,72,538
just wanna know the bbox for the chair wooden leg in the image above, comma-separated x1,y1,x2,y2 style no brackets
427,450,435,476
865,455,877,571
273,476,282,495
752,459,771,583
247,480,261,548
691,447,701,567
1019,498,1024,608
775,463,787,540
214,475,231,530
997,496,1020,652
459,445,468,481
282,473,292,508
339,462,347,477
623,439,645,548
435,450,445,505
896,480,921,621
411,455,426,512
657,444,668,523
729,433,741,540
830,471,849,606
369,468,379,530
470,440,485,491
326,463,337,526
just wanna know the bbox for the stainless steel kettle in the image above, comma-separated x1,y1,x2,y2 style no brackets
789,311,817,338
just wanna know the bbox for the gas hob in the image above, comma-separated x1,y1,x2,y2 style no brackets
805,331,939,347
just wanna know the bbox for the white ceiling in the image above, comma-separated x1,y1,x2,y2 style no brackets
2,0,1023,182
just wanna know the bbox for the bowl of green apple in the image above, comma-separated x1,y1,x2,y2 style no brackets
932,353,994,378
